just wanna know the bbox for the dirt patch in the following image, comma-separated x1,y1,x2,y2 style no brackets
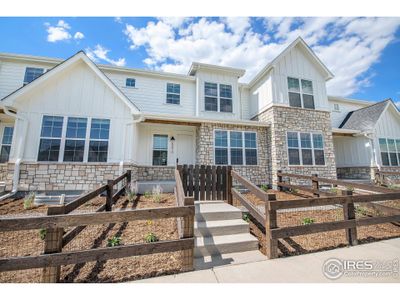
0,193,185,283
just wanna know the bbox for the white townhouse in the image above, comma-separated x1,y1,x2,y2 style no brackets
0,37,399,194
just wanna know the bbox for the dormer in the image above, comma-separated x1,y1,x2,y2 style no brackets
189,62,246,120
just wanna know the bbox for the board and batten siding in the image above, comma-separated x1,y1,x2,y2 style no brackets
104,71,196,116
9,61,136,163
271,44,329,110
249,72,273,118
333,136,373,167
329,100,370,128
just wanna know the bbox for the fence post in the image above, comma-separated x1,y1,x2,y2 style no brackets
312,173,319,197
182,196,194,272
126,170,132,187
277,170,283,191
41,204,65,283
106,179,114,211
226,166,232,205
265,193,278,259
342,190,358,246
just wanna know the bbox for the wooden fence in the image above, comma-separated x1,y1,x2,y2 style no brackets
375,170,400,186
177,164,232,202
0,169,195,282
231,170,400,259
277,170,393,195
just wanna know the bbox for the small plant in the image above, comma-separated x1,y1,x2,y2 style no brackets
242,213,250,223
291,188,299,194
260,184,269,192
302,217,315,225
152,185,163,203
143,191,152,198
346,186,355,192
146,219,153,226
356,206,368,216
145,232,159,243
39,228,47,240
329,187,339,194
107,236,122,247
126,185,136,202
23,192,35,210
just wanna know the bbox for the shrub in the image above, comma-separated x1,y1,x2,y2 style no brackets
291,188,299,194
242,213,250,223
260,184,269,192
145,232,159,243
329,187,339,194
107,236,122,247
143,191,152,198
23,192,35,210
302,217,315,225
126,185,136,202
152,185,163,203
346,186,355,192
39,228,47,240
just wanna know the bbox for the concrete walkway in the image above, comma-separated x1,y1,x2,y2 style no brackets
137,238,400,283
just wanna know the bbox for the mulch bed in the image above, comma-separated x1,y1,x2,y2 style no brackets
0,193,185,283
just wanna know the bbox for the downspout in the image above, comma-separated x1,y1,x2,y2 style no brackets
362,132,379,179
0,106,28,200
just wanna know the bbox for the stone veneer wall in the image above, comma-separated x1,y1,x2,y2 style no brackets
337,167,374,180
136,166,175,181
0,164,7,182
196,122,269,185
256,106,337,186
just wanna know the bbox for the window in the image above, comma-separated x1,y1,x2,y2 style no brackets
287,131,325,166
38,116,63,161
24,67,44,85
214,130,257,165
287,77,315,109
63,118,87,162
0,127,14,163
126,78,136,87
166,83,180,104
153,134,168,166
333,103,340,111
89,119,110,162
379,138,400,166
205,82,233,112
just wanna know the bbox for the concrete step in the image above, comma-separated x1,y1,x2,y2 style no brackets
195,219,249,237
195,202,242,221
194,250,266,270
195,233,259,257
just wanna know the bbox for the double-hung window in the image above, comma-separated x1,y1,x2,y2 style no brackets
166,83,180,104
64,117,87,162
205,82,233,112
24,67,44,85
287,77,315,109
88,119,110,162
287,131,325,165
153,134,168,166
379,138,399,166
38,116,64,161
214,130,257,165
0,127,14,163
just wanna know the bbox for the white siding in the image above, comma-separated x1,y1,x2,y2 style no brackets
249,72,273,118
333,136,373,167
10,61,135,163
104,71,196,116
240,86,251,120
271,44,329,110
0,60,55,99
136,123,196,166
329,100,370,128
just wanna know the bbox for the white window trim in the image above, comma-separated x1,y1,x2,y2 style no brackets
0,126,14,163
38,114,110,163
378,137,400,167
166,83,181,105
205,82,233,113
287,76,315,109
213,129,258,166
286,131,326,166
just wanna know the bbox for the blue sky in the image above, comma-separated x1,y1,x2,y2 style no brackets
1,17,399,104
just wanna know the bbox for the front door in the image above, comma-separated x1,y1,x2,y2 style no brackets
176,134,194,165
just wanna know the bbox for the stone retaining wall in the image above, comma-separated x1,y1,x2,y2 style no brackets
337,167,374,180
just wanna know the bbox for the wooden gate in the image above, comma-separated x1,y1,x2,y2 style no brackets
177,165,232,202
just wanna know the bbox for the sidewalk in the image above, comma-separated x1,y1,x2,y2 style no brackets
137,238,400,283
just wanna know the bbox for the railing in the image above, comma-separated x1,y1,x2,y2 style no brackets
177,164,232,202
277,170,393,195
231,170,400,259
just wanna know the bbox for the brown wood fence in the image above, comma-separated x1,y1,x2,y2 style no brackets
177,164,232,202
231,170,400,259
0,169,195,282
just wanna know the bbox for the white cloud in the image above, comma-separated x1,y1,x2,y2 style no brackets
85,44,126,67
74,32,85,40
114,17,122,24
45,19,85,43
123,17,400,97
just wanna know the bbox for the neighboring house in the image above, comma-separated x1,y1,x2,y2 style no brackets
0,37,398,193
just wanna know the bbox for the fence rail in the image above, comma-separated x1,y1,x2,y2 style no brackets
375,170,400,186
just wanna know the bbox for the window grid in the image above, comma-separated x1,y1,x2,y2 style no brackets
214,130,258,166
205,82,233,113
287,131,325,166
64,118,87,162
0,127,14,163
379,138,400,166
24,67,44,85
38,116,64,162
126,78,136,87
287,77,315,109
166,83,180,105
152,134,168,166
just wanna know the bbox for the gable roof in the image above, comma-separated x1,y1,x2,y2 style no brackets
248,37,334,88
339,99,399,131
0,51,141,114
